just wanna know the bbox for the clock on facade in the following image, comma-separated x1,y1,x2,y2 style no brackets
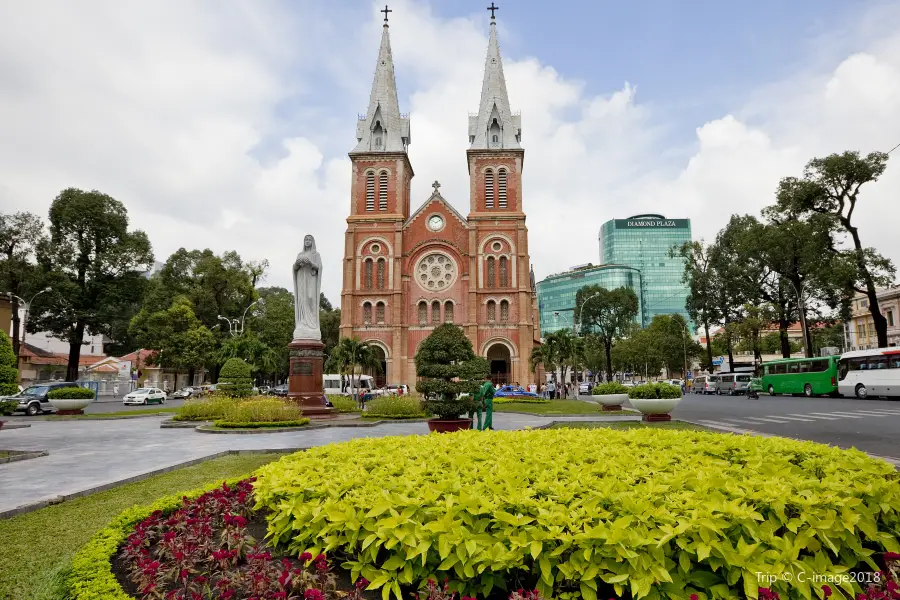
427,215,444,231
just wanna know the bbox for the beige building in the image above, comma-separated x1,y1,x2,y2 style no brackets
847,288,900,350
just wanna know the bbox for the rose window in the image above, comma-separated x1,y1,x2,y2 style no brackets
416,253,457,290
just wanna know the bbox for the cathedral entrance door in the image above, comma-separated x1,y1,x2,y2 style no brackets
371,345,387,388
486,343,511,386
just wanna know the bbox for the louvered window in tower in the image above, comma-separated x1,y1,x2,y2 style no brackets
376,302,385,324
444,301,454,323
500,300,509,323
365,173,375,211
486,256,496,288
499,256,509,287
484,169,495,209
487,300,496,323
379,172,388,210
418,302,427,325
363,302,372,325
498,169,508,209
431,301,440,324
364,259,373,290
377,259,386,290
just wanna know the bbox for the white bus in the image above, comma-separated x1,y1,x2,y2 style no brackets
837,348,900,399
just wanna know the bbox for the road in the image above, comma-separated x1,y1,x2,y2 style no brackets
3,395,186,420
671,391,900,461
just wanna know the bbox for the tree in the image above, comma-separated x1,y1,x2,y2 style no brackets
774,151,895,347
248,287,295,383
218,358,253,398
0,331,19,396
642,314,699,378
319,294,341,359
29,189,153,381
327,337,382,400
733,303,776,363
414,324,488,419
581,334,606,380
541,330,578,395
130,296,216,385
675,241,719,370
573,285,639,382
0,211,45,359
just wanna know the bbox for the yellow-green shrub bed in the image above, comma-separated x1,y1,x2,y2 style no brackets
253,429,900,600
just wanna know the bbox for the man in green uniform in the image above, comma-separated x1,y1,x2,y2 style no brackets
479,378,495,431
469,385,483,431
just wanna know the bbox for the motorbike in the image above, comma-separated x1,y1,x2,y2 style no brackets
746,388,760,400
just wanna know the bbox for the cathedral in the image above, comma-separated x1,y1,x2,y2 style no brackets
339,8,540,388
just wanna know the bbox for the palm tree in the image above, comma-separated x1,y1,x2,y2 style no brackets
327,337,383,401
544,330,577,398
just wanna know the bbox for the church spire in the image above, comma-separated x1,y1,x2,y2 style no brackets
469,4,521,150
353,9,410,153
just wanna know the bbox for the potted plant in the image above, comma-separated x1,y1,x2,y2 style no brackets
48,386,97,415
627,382,683,422
415,324,489,433
591,382,629,411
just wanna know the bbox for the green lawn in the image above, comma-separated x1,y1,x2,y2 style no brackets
548,420,709,431
495,399,633,415
0,452,285,600
46,407,179,419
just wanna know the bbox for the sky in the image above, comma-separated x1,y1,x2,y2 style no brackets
1,0,899,306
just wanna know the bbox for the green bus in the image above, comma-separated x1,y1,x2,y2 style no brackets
760,355,840,397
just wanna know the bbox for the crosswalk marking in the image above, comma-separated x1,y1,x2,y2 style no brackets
824,412,874,419
693,409,900,430
790,413,840,420
742,416,791,423
766,415,815,422
848,410,900,417
809,412,866,419
697,420,742,428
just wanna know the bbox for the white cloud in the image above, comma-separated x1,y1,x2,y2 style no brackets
1,0,898,308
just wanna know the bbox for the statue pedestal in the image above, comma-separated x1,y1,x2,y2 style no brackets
287,339,336,419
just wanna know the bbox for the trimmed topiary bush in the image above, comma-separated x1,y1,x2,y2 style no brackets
0,331,19,397
173,397,233,421
415,324,488,420
592,382,629,395
628,382,682,399
254,428,900,600
362,395,424,418
218,358,253,398
47,386,96,400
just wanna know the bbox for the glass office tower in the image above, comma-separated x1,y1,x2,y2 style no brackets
536,264,643,335
599,214,692,329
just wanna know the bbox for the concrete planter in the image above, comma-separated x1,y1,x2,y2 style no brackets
426,418,473,433
592,393,629,411
628,396,682,421
48,397,94,415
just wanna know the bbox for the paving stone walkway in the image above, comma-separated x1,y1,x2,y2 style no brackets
0,413,634,516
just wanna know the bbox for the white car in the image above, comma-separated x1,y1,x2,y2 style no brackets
578,382,592,394
123,388,167,405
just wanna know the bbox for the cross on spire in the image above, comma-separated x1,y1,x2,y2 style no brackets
381,5,392,22
487,2,498,19
432,180,441,193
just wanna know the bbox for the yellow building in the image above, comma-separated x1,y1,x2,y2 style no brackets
847,288,900,350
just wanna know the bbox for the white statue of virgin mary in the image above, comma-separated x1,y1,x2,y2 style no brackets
292,234,322,341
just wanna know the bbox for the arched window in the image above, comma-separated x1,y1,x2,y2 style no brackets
379,171,388,210
431,301,441,324
486,256,496,288
364,259,373,290
376,302,385,324
498,168,508,209
484,169,495,209
487,300,496,323
500,300,510,323
418,301,427,325
365,172,375,211
444,301,454,323
363,302,372,325
376,258,386,290
499,256,509,287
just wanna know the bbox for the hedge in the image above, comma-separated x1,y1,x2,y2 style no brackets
218,357,253,398
493,396,549,404
628,382,682,399
253,429,900,600
363,395,424,418
0,331,19,396
212,419,311,429
48,386,96,400
329,394,359,413
592,382,629,395
66,477,248,600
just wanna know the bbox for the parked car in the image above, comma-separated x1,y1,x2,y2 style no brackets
258,385,271,395
172,387,195,399
271,384,289,397
578,382,592,394
123,388,167,405
377,384,410,396
494,385,541,399
12,382,82,416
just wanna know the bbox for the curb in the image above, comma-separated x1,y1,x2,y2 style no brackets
193,418,431,434
0,448,304,521
0,449,48,464
0,422,31,430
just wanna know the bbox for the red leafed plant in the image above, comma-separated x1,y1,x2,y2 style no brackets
848,552,900,599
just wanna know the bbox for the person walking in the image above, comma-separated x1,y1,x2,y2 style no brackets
479,377,495,431
546,380,555,400
469,383,484,430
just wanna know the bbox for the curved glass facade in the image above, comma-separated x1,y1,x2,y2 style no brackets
537,265,643,335
599,214,692,330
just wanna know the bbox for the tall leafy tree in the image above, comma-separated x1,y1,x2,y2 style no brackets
541,329,580,396
0,211,45,359
326,337,382,399
319,294,341,359
29,189,153,381
642,314,699,378
574,285,639,382
675,241,719,369
774,151,895,347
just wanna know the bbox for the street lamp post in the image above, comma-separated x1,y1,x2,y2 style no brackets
217,299,263,337
5,287,51,359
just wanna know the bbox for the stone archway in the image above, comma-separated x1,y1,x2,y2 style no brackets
367,343,388,388
486,342,511,386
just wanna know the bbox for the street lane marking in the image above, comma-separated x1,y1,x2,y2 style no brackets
791,413,840,420
813,412,865,419
847,410,900,417
741,416,791,423
766,415,815,422
697,420,743,428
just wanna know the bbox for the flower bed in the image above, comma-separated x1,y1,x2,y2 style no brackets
253,429,900,599
362,395,425,419
329,395,359,413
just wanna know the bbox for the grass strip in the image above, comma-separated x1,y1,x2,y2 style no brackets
0,452,284,600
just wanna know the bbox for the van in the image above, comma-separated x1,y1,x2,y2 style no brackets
691,376,717,395
323,374,374,396
715,372,753,395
